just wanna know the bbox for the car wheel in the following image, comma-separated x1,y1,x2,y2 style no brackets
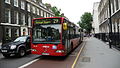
2,54,10,58
17,48,26,57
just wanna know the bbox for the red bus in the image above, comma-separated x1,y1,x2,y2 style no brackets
31,17,83,56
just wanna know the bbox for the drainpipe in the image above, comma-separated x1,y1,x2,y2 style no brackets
108,0,112,48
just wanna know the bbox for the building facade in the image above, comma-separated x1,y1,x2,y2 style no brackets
98,0,120,34
92,2,100,34
0,0,55,43
98,0,120,43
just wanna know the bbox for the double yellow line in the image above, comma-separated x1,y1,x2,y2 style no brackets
71,41,86,68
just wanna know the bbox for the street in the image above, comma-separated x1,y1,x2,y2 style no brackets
0,53,40,68
1,0,120,68
0,41,85,68
1,37,120,68
24,42,84,68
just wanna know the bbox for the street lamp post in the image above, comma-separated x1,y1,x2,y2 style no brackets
108,0,112,48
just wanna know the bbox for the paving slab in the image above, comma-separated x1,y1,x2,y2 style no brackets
75,37,120,68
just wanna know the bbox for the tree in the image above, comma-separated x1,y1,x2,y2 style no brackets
78,12,93,34
51,6,61,17
51,6,65,17
45,3,64,17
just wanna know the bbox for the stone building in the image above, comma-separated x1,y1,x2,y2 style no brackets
0,0,55,43
92,2,100,34
98,0,120,42
98,0,120,34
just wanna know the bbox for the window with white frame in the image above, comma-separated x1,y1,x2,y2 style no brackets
5,9,11,23
14,11,19,24
37,8,40,15
41,10,43,17
44,12,46,17
112,2,115,13
47,13,49,17
14,0,18,7
115,0,119,10
6,28,11,38
14,29,19,37
32,6,36,14
28,15,31,27
5,0,10,4
27,4,30,12
21,0,25,10
21,13,25,25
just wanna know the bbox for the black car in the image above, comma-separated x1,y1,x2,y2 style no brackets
1,36,31,57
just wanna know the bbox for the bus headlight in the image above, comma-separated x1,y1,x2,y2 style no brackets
56,50,64,53
52,45,57,49
32,49,37,51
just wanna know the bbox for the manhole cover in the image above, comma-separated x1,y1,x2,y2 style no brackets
81,57,91,62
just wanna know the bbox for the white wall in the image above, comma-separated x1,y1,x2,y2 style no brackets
92,2,100,33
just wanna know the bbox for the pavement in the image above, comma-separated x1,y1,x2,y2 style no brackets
75,37,120,68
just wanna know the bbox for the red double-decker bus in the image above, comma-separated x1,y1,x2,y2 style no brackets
31,17,83,56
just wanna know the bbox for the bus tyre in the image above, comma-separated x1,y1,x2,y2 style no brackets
17,48,26,57
27,50,31,54
2,54,10,58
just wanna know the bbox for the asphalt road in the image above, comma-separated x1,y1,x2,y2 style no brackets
0,53,40,68
24,42,85,68
0,41,85,68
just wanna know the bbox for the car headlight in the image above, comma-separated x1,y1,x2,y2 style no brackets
10,45,16,49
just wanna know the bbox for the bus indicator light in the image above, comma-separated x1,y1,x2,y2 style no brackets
63,23,68,30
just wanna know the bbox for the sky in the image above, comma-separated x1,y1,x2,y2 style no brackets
43,0,100,25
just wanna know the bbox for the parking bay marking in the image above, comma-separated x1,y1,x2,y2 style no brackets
18,42,86,68
71,41,86,68
18,58,39,68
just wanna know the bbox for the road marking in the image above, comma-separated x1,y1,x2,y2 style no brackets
71,41,86,68
18,59,39,68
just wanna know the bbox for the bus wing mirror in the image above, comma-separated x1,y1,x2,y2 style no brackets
63,23,68,30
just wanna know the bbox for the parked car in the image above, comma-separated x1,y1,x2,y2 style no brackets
1,35,31,58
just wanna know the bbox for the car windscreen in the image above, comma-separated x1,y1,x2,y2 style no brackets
14,36,27,42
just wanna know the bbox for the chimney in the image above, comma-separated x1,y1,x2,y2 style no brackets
38,0,42,3
45,3,52,8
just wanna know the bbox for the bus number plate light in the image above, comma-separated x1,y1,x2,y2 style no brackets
42,53,49,55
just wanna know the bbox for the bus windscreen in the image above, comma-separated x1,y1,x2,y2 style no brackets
32,24,61,44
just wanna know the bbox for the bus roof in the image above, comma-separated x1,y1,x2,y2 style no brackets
32,17,80,28
33,17,63,20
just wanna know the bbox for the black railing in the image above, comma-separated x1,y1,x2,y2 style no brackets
94,33,120,49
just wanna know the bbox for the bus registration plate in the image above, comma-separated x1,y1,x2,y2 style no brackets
42,53,49,55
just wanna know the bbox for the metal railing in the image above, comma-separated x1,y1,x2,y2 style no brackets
94,33,120,49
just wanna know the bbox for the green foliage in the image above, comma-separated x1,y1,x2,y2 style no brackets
78,12,93,33
51,6,64,17
44,3,64,17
